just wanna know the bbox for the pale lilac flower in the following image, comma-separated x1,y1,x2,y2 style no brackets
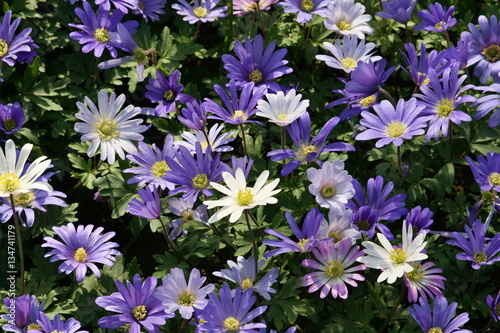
278,0,329,23
256,89,309,126
403,261,446,303
233,0,278,16
323,0,373,39
177,123,235,154
172,0,227,24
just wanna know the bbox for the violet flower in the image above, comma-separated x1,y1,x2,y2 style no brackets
377,0,416,24
414,2,457,32
0,102,25,134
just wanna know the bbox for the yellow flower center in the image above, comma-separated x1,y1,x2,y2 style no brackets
249,69,263,84
341,57,357,70
389,248,407,264
325,259,344,277
74,247,87,263
386,121,406,138
434,21,444,30
133,47,148,65
297,144,318,161
164,90,175,101
28,324,42,330
482,44,500,63
51,331,64,333
3,119,17,131
94,28,111,43
0,39,9,57
328,230,342,243
300,0,314,11
488,172,500,186
12,191,35,207
96,119,118,141
233,110,248,122
436,99,454,117
417,72,430,86
138,1,144,10
192,173,209,189
406,263,424,281
473,251,488,263
277,113,288,121
237,188,254,206
359,94,377,107
482,190,498,202
0,172,21,193
151,161,170,178
428,328,443,333
224,317,240,332
132,305,147,321
177,291,196,306
241,278,254,290
337,20,351,31
297,238,309,251
320,185,335,198
193,7,208,18
182,209,194,223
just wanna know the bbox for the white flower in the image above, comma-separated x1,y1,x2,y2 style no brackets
256,89,309,126
307,160,355,211
74,89,147,165
0,139,52,197
176,123,235,154
203,168,281,223
323,0,374,39
317,207,361,245
357,222,428,284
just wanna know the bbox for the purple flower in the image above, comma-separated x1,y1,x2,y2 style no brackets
145,70,195,117
222,34,293,92
278,0,328,23
405,206,434,235
466,152,500,192
226,155,254,178
345,59,395,99
408,296,472,333
400,42,449,87
172,0,227,24
134,0,167,21
316,207,361,244
0,11,37,72
41,223,120,282
377,0,416,24
167,196,208,240
1,295,44,333
446,35,472,71
486,290,500,322
95,0,137,12
0,102,25,134
473,83,500,127
453,221,500,270
403,261,446,303
31,313,88,333
351,205,379,238
178,100,208,131
414,2,456,32
126,185,161,220
96,274,172,333
197,283,267,333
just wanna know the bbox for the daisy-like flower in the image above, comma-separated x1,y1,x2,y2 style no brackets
197,283,267,333
414,2,456,32
227,155,254,178
473,82,500,127
278,0,328,24
172,0,227,24
405,206,434,235
461,15,500,84
0,102,25,135
155,267,215,320
233,0,278,16
126,185,162,220
203,168,280,223
134,0,167,21
167,196,208,240
256,89,309,126
357,221,428,284
222,34,293,92
213,256,279,301
400,42,449,87
465,152,500,192
96,274,172,333
307,160,355,211
74,89,147,165
177,123,235,154
377,0,416,24
316,35,381,73
302,238,366,299
344,58,396,102
486,290,500,322
31,313,88,333
316,207,361,244
1,295,45,333
322,0,373,39
408,296,472,333
0,11,37,72
95,0,137,12
0,139,52,198
355,97,428,148
403,261,446,303
41,223,120,283
178,100,208,131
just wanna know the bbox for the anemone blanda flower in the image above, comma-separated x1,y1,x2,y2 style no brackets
403,261,446,303
178,100,208,131
316,35,381,73
222,34,293,92
322,0,373,39
302,238,365,299
226,155,254,178
203,168,280,223
1,295,45,333
213,256,279,301
401,42,449,87
355,98,428,148
172,0,227,24
473,83,500,127
41,223,120,283
0,11,37,72
176,123,235,154
95,0,137,12
0,102,25,135
316,207,361,244
96,274,172,333
351,205,379,239
74,89,147,165
377,0,416,24
447,34,472,71
278,0,329,24
414,2,456,32
256,89,309,126
405,206,434,235
126,185,162,220
465,152,500,192
357,221,428,284
233,0,278,16
167,196,208,240
486,290,500,322
30,313,88,333
408,296,472,333
134,0,167,21
345,58,396,100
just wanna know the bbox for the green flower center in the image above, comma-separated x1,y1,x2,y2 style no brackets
359,94,376,107
177,291,195,306
325,259,345,277
132,305,147,321
428,328,443,333
482,44,500,63
233,110,248,122
328,230,342,243
436,99,454,117
249,69,263,84
357,220,370,231
0,39,9,57
473,251,488,263
138,1,144,10
320,185,335,198
389,248,407,264
224,317,240,332
193,174,209,189
151,161,170,178
133,47,148,65
297,238,309,251
74,247,87,263
496,302,500,316
182,209,194,223
386,121,406,138
406,263,424,281
241,278,254,290
164,90,175,101
434,21,444,30
237,188,254,205
297,144,318,161
28,324,42,330
97,119,118,141
193,7,208,18
13,191,35,207
341,57,357,70
0,172,21,193
488,172,500,186
482,190,498,202
300,0,314,11
337,20,351,31
94,28,110,44
3,119,17,131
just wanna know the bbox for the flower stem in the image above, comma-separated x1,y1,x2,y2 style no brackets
397,145,402,177
10,194,25,295
444,30,451,49
404,23,412,43
223,0,234,55
378,283,406,333
378,87,397,108
245,210,259,275
255,2,266,39
469,269,480,292
158,216,190,267
448,120,453,160
240,123,249,156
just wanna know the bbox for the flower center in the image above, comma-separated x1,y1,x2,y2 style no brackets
406,263,424,281
496,303,500,316
237,188,254,205
0,39,9,57
51,331,64,333
164,90,175,101
132,305,147,321
359,94,376,107
138,1,144,10
482,44,500,63
233,110,248,122
482,190,498,202
325,259,344,277
297,144,318,161
488,172,500,186
96,119,118,141
297,238,309,251
328,230,342,243
12,191,35,207
182,209,194,223
193,7,208,18
320,185,335,198
428,328,443,333
0,172,21,193
436,99,454,117
223,317,240,332
133,47,148,64
357,220,370,231
74,247,87,263
417,72,430,86
389,248,407,264
337,20,351,31
473,251,488,263
177,291,195,306
28,324,42,330
94,28,110,44
434,21,444,30
277,113,288,121
341,57,357,70
249,69,263,84
241,278,253,290
193,173,209,189
300,0,314,11
152,161,170,178
3,119,17,131
386,121,406,138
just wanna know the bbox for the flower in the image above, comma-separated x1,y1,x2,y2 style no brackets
400,42,449,87
302,238,366,299
408,296,472,333
96,274,172,333
355,98,428,148
0,139,52,198
414,2,457,32
466,152,500,192
322,0,373,39
178,100,208,130
344,58,396,100
221,34,293,91
177,123,235,154
256,89,309,126
213,256,279,300
155,267,215,319
461,15,500,84
197,283,267,333
453,221,500,269
351,205,379,239
486,290,500,322
278,0,328,24
316,35,381,73
233,0,278,16
357,221,428,284
473,83,500,127
377,0,416,24
95,0,137,12
74,89,147,165
134,0,167,21
126,185,162,220
307,160,355,211
1,295,45,333
316,207,361,244
167,196,208,239
403,261,446,303
203,168,280,223
41,223,120,282
172,0,227,24
0,102,25,134
0,11,37,72
405,206,434,235
31,313,88,333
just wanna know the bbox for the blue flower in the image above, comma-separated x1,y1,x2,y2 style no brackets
172,0,227,24
0,102,25,134
453,221,500,270
377,0,416,24
414,2,456,32
126,185,162,220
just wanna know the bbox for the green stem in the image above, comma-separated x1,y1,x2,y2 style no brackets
404,22,411,44
10,194,25,295
378,87,397,108
158,216,190,267
245,210,259,276
378,283,406,333
469,269,480,293
240,123,248,156
444,30,451,49
448,120,453,160
397,145,402,177
255,1,266,39
223,0,234,55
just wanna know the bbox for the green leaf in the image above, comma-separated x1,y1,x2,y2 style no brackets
434,162,455,197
